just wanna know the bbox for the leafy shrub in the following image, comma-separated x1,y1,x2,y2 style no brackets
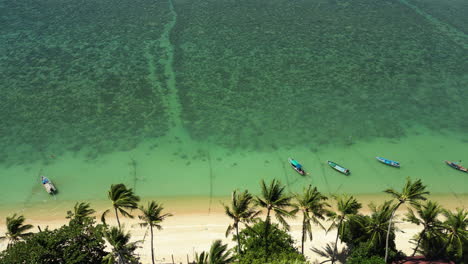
0,219,106,264
235,221,306,264
346,242,399,264
346,255,386,264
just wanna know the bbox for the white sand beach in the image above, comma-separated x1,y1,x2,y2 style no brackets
1,194,465,263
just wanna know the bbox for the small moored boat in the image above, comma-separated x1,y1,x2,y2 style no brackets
41,176,57,194
445,161,468,173
376,157,400,168
327,161,350,175
288,158,306,176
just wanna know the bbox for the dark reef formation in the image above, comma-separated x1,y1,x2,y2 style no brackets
1,0,467,165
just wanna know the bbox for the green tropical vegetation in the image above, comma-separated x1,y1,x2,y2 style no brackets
0,214,33,248
383,177,429,262
138,201,173,264
66,202,96,224
327,195,362,264
0,217,106,264
223,190,260,255
103,226,140,264
194,240,234,264
293,185,330,254
1,178,466,263
404,200,443,256
234,221,306,264
255,179,295,259
105,183,141,228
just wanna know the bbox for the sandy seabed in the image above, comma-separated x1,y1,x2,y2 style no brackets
0,194,466,263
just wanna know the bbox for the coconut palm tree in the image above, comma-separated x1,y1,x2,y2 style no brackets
328,195,361,264
194,240,234,264
66,202,96,224
256,179,294,230
404,200,443,256
138,201,173,264
224,189,260,256
106,183,140,228
293,185,330,254
383,177,429,262
194,251,208,264
0,214,33,248
256,179,294,259
361,200,395,251
439,208,468,260
103,226,140,264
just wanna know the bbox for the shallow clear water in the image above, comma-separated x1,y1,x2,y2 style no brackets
0,127,467,210
0,0,467,212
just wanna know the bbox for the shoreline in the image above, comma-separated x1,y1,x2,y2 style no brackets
1,193,466,223
1,194,465,263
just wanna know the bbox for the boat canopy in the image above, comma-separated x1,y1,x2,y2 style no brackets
290,159,302,168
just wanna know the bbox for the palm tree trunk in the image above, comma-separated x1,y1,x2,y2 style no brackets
331,217,344,264
150,225,155,264
385,202,402,263
118,251,124,264
264,208,271,261
411,228,426,257
236,224,241,256
301,214,306,255
114,207,121,228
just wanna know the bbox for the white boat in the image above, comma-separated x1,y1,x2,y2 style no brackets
41,176,57,194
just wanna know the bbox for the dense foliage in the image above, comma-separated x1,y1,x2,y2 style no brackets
235,221,306,264
1,179,466,264
0,219,106,264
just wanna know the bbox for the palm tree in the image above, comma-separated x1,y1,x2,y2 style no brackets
66,202,96,224
194,251,208,264
256,179,294,229
103,226,140,264
106,183,140,228
439,208,468,259
328,195,361,264
194,240,234,264
138,201,173,264
256,179,294,259
404,200,443,256
224,189,260,256
361,201,395,251
383,177,429,262
0,214,33,248
293,185,330,254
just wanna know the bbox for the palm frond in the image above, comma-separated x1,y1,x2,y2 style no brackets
208,240,235,264
225,224,234,237
275,213,290,231
101,209,111,226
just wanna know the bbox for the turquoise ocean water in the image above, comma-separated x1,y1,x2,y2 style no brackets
0,0,467,213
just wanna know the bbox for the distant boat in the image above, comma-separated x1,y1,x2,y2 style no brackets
327,161,350,175
376,157,400,168
41,176,57,194
445,161,468,173
288,158,306,176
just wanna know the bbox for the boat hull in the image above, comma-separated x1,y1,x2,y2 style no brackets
445,161,468,173
327,161,350,175
289,158,306,176
41,176,57,194
376,157,400,168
